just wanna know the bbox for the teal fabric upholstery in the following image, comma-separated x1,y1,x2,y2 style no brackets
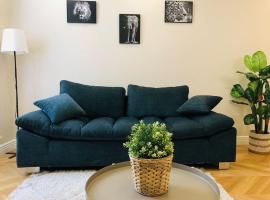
60,80,126,118
141,117,163,124
127,84,189,117
16,128,236,168
16,111,234,141
16,111,51,135
82,118,114,139
191,112,234,135
177,95,222,114
34,94,86,124
50,118,89,138
165,117,204,139
113,117,138,138
16,81,236,168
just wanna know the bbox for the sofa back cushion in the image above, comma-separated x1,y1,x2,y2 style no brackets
60,80,126,118
127,84,189,117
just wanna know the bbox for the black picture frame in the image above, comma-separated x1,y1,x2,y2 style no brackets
67,0,96,23
165,1,193,23
119,14,141,44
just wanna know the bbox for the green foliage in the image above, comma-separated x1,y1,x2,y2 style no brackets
231,51,270,134
265,88,270,104
244,51,267,73
245,72,259,81
123,121,174,159
231,84,245,98
244,114,255,125
244,88,256,104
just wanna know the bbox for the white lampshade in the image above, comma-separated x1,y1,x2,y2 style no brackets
1,28,28,55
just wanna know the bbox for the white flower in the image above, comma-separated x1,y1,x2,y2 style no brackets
152,153,157,157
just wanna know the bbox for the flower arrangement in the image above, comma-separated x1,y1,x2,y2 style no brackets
123,121,174,159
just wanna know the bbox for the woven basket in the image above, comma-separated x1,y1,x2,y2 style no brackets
129,155,173,197
249,131,270,154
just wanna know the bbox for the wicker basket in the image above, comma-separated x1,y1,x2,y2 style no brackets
249,131,270,154
129,155,173,197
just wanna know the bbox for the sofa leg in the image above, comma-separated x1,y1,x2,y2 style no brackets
218,162,231,170
19,167,40,175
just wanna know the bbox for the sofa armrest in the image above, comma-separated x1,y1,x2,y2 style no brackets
16,110,51,135
190,112,234,135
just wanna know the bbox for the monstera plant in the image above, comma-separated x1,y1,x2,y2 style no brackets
231,51,270,154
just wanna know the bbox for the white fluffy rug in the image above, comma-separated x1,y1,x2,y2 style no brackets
8,170,233,200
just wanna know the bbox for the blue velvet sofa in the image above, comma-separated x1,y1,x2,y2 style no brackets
16,80,236,168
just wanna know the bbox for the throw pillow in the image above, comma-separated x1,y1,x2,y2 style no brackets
177,95,222,114
34,93,86,124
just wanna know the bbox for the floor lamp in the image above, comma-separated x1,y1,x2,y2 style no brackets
1,28,28,158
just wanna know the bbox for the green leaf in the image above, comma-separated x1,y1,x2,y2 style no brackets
257,105,267,115
259,66,270,77
248,81,259,93
266,111,270,119
265,88,270,104
244,51,267,73
244,55,258,72
244,114,256,125
245,72,259,81
231,84,245,98
244,88,256,103
253,51,267,71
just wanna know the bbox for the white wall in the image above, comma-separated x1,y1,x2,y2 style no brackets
8,0,270,137
0,0,16,145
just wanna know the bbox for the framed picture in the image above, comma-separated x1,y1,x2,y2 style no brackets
165,1,193,23
119,14,140,44
67,1,96,23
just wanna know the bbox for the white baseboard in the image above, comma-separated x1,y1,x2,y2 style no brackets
0,139,16,155
237,136,248,145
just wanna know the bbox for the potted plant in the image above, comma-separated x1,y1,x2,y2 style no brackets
123,121,174,196
231,51,270,154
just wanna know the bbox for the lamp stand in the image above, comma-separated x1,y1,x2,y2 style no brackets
1,28,28,160
14,51,19,120
7,51,19,159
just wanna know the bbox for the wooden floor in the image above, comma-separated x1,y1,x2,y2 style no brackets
0,146,269,200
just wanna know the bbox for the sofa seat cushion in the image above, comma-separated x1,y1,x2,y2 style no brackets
81,117,115,139
141,117,164,124
112,117,164,138
113,117,139,138
16,111,234,141
50,118,89,138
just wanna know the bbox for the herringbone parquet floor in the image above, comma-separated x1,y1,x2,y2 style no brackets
0,145,269,200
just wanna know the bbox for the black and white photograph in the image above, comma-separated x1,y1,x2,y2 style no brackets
119,14,140,44
165,1,193,23
67,0,96,23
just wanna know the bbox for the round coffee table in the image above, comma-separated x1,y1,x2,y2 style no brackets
85,162,220,200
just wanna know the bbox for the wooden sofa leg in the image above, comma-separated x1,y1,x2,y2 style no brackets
218,162,231,170
19,167,40,175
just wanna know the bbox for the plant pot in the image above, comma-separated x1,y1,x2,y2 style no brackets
129,155,173,197
249,131,270,154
